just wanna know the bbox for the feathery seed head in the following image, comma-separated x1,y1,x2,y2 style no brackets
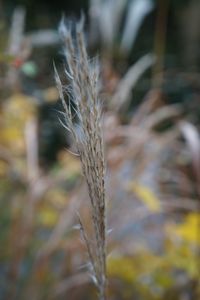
55,17,107,300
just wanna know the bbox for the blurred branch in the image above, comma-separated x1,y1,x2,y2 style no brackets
8,6,25,56
143,104,182,129
26,30,59,47
111,54,156,111
179,121,200,195
25,119,39,183
152,0,170,87
120,0,154,53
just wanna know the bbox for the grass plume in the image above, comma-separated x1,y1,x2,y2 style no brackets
55,16,107,300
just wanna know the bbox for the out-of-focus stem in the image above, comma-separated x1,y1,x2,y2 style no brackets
152,0,170,88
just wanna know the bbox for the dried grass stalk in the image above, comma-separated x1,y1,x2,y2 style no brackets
55,17,107,300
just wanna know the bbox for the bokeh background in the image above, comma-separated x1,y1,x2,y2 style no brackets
1,0,200,299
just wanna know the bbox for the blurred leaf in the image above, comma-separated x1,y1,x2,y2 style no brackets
127,182,161,212
57,151,81,179
21,61,38,77
0,93,36,154
38,207,58,227
168,213,200,244
107,256,136,284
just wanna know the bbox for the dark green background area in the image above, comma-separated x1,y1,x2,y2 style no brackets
4,0,89,30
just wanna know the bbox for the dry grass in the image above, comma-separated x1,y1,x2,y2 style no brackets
55,17,107,300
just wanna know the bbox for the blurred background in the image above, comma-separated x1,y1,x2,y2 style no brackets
0,0,200,299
